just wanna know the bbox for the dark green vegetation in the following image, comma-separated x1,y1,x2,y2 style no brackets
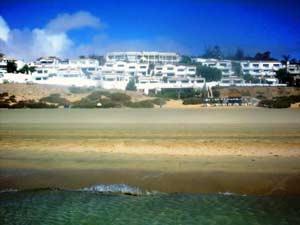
0,91,165,109
276,68,298,86
1,190,300,225
72,91,164,108
0,92,57,108
258,95,300,108
154,88,202,100
18,65,35,74
153,88,208,105
6,61,17,73
196,65,222,82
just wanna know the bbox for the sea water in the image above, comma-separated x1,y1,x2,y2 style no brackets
0,185,300,225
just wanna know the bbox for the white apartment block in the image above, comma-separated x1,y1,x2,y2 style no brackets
106,51,180,64
99,61,205,92
240,61,283,78
68,59,100,75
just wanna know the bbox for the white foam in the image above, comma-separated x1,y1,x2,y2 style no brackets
80,184,144,195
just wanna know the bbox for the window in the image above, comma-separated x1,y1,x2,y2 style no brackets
188,68,195,72
167,73,175,76
273,64,280,67
169,80,176,83
181,80,189,83
220,63,227,67
178,69,185,72
263,64,269,68
253,64,259,67
140,66,147,69
106,64,113,67
156,67,162,70
196,80,204,83
243,64,249,67
129,66,135,69
117,64,124,67
167,67,174,70
254,69,260,73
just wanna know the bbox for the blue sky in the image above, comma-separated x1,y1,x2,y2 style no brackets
0,0,299,60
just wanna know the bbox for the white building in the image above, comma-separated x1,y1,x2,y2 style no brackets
106,51,180,64
240,60,283,78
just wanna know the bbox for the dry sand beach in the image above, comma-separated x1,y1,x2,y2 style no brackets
0,108,300,195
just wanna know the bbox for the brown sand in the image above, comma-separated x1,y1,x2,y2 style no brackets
0,108,300,195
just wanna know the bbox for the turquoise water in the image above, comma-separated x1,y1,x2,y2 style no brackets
0,186,300,225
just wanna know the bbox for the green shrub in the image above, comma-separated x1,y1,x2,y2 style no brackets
126,100,154,108
40,93,69,105
10,100,57,109
110,92,131,103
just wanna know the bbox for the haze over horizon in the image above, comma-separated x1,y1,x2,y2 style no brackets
0,0,299,61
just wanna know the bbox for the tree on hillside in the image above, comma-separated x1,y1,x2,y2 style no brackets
202,45,223,59
276,68,294,86
196,65,222,82
243,74,260,84
180,55,193,64
126,78,137,91
254,51,275,61
6,61,17,73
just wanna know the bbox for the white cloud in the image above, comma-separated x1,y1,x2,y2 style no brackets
0,12,190,60
46,11,101,33
0,16,10,42
0,11,101,60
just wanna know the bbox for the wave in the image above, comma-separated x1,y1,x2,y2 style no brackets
0,188,19,193
79,184,153,196
0,186,247,196
0,184,155,196
218,192,247,196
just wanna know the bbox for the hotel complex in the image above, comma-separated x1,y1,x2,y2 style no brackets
0,51,296,94
106,51,180,64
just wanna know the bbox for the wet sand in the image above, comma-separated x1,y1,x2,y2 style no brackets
0,108,300,195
